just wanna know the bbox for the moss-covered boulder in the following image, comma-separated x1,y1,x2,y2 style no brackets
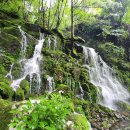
20,79,30,94
67,113,89,130
0,76,14,100
11,62,21,79
15,88,24,101
0,54,14,75
0,31,21,59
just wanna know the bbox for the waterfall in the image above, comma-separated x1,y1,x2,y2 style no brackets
67,77,72,87
10,27,44,92
46,75,54,93
75,82,84,99
18,26,27,58
54,36,57,50
47,35,57,50
5,63,14,80
48,36,51,49
82,46,130,109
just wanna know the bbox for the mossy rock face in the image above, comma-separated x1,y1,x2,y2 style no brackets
81,82,98,103
0,54,14,75
67,113,89,130
55,84,73,97
15,88,24,101
72,67,81,80
11,62,21,79
116,101,130,113
0,31,21,59
0,99,12,130
20,79,30,95
0,76,14,100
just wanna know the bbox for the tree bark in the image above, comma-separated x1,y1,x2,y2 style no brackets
71,0,74,44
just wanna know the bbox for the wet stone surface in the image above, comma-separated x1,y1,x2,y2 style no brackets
110,120,130,130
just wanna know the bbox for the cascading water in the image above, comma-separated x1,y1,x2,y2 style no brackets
75,82,84,99
46,75,54,93
11,27,44,92
83,46,130,109
47,35,57,50
5,63,14,80
48,36,51,49
66,77,72,87
18,26,27,58
54,36,57,50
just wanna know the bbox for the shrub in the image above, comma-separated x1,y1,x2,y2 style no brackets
0,77,14,99
15,88,24,101
20,80,30,95
0,99,12,130
9,94,73,130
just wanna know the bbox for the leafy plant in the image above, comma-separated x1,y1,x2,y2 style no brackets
9,94,73,130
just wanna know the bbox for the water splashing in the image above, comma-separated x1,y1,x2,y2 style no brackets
83,46,130,109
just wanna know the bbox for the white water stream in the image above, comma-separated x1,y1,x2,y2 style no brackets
5,63,14,80
10,27,44,92
46,75,54,93
83,46,130,109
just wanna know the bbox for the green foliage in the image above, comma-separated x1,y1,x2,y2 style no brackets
20,80,30,95
9,94,73,130
98,42,125,59
101,121,108,128
68,113,89,130
0,54,14,72
15,88,24,101
0,75,14,99
122,0,130,24
0,99,12,130
102,26,128,40
12,62,21,79
0,0,23,19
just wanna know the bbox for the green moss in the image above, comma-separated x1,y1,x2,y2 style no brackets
0,99,12,130
98,42,125,60
68,114,89,130
101,121,108,128
20,80,30,95
56,84,73,97
12,62,21,79
116,101,130,112
15,88,24,101
0,76,14,100
72,67,81,80
0,32,21,59
0,54,14,74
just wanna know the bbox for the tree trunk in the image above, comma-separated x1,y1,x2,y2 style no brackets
71,0,74,44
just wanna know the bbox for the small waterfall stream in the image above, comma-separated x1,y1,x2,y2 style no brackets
54,36,57,50
48,36,51,49
46,75,54,93
83,46,130,109
10,27,44,92
5,63,14,80
75,82,84,99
